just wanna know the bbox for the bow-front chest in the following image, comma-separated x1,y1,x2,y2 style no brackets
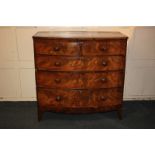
33,31,128,121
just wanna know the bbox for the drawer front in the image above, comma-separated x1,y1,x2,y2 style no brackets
37,88,122,110
34,39,80,56
35,55,84,71
36,71,84,89
36,71,124,89
82,40,126,56
85,56,125,71
85,71,124,88
91,88,122,107
35,56,124,71
37,88,89,109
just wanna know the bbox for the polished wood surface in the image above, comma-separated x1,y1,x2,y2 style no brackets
82,40,126,56
34,39,80,56
36,71,124,89
33,31,128,39
37,88,122,109
33,31,128,121
35,55,125,71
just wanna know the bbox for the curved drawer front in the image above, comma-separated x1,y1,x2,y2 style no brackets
36,71,124,89
85,56,124,71
84,71,124,88
91,88,122,107
34,39,80,56
37,88,122,110
36,56,124,71
36,55,84,71
37,88,89,109
82,40,126,56
36,71,84,89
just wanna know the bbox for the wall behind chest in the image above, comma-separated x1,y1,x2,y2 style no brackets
0,26,155,101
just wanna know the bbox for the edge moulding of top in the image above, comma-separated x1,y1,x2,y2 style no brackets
33,31,128,40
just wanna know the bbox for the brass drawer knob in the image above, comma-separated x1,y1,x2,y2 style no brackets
100,96,107,101
56,96,61,101
55,62,61,66
102,61,107,66
53,46,60,51
55,78,61,83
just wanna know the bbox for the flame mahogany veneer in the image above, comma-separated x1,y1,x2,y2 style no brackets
33,31,128,121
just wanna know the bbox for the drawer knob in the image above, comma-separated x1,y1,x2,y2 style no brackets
100,46,107,51
79,90,83,94
53,46,60,51
100,96,107,101
55,62,61,66
55,78,61,83
56,96,61,101
102,61,107,66
101,78,107,83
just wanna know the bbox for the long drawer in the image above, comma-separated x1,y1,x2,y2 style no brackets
36,71,124,89
34,39,126,56
37,88,123,109
35,55,125,71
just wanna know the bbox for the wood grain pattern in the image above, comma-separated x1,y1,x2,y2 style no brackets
36,55,84,71
82,40,126,56
34,39,80,56
36,71,124,89
37,88,88,109
37,88,123,111
33,31,128,39
84,71,124,88
36,71,83,89
91,88,123,107
33,31,128,121
85,56,125,71
36,55,124,71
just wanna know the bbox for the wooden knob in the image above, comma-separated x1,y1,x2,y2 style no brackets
101,78,107,83
55,62,61,66
56,96,61,101
100,46,107,51
79,90,83,94
102,61,107,66
100,96,107,101
55,78,61,83
53,46,60,51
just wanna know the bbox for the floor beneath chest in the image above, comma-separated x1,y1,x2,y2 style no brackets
0,101,155,129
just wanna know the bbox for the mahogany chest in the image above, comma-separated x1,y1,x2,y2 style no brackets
33,31,128,121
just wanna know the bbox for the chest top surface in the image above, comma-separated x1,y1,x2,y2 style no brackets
33,31,128,39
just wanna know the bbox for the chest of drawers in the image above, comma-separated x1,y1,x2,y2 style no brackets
33,31,128,121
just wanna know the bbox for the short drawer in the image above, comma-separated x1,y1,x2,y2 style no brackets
82,40,127,56
91,88,123,107
36,71,124,89
36,71,84,89
84,71,124,88
35,55,84,71
35,55,125,71
85,56,125,71
34,39,80,56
